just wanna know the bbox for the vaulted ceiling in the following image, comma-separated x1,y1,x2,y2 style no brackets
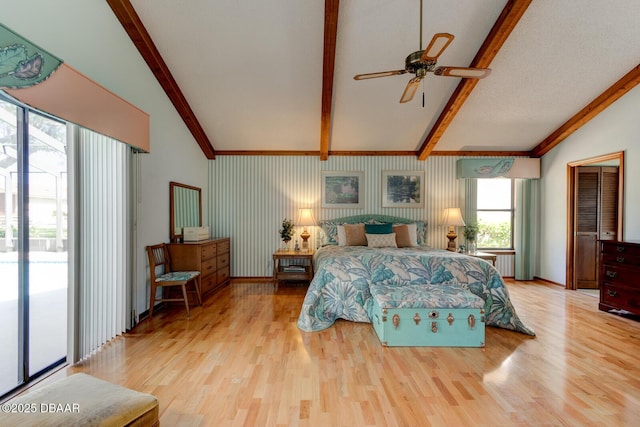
108,0,640,160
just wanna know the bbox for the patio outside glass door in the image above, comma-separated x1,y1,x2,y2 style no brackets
0,98,67,396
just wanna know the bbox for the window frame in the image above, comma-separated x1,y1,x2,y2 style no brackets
476,178,515,250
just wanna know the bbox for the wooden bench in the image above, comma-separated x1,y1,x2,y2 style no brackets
0,373,159,426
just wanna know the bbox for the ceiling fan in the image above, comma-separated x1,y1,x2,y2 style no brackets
353,0,491,104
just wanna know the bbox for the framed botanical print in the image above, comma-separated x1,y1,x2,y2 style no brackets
321,171,364,208
382,170,424,208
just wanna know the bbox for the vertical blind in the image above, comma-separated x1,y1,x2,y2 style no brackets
71,127,131,361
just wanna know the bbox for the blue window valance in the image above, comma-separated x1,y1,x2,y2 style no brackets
457,158,540,179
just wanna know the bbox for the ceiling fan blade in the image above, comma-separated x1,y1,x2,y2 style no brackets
399,77,422,103
354,70,407,80
434,66,491,79
421,33,454,62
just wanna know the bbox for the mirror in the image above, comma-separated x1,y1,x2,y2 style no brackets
170,181,202,243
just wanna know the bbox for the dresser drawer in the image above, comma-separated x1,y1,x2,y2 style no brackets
602,253,640,267
217,253,230,269
601,284,640,313
217,266,230,284
601,242,640,258
217,239,230,254
201,275,217,295
201,257,217,278
201,243,217,260
601,264,637,286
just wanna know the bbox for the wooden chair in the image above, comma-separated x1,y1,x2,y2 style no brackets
146,243,202,318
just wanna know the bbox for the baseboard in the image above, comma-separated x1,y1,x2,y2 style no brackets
533,276,565,287
230,277,272,283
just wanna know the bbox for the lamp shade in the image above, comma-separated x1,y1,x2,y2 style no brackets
440,208,465,227
297,208,315,227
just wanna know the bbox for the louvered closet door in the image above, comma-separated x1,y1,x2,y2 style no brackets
599,167,618,241
575,167,599,288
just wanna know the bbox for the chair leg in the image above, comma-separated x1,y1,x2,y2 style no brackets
149,282,157,319
194,276,202,306
180,284,190,317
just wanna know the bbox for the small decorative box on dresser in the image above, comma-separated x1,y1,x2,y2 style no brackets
168,238,231,302
599,240,640,317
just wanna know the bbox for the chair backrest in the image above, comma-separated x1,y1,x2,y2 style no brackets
146,243,172,282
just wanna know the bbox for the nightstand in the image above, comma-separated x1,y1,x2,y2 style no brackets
468,251,497,266
272,249,314,291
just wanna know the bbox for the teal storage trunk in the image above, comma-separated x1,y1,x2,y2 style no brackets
368,283,485,347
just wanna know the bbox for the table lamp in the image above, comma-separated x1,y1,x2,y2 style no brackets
297,208,315,252
440,207,465,251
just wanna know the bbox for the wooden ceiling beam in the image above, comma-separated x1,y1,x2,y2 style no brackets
416,0,532,160
106,0,216,159
319,0,340,161
530,63,640,157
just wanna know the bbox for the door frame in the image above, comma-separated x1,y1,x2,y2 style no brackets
566,151,624,290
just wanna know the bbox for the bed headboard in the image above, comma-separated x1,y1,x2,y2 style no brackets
318,214,427,246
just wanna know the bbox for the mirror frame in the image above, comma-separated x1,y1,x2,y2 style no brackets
169,181,202,243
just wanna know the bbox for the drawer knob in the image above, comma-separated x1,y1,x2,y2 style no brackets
606,271,617,279
607,289,618,298
616,257,625,263
431,322,438,333
616,246,626,252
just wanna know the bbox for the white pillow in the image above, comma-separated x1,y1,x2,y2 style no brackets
366,233,397,248
405,223,418,246
336,225,346,246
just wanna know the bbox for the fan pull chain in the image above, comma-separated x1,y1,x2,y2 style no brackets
422,79,425,107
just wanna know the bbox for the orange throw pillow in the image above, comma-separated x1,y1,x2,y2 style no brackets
393,224,413,247
343,223,367,246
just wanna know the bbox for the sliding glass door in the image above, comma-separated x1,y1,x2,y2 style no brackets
0,97,67,396
0,100,20,394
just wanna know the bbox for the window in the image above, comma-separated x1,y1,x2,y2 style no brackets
0,93,133,398
476,178,514,249
0,95,68,396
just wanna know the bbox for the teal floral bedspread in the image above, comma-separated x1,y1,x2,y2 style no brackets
297,246,535,336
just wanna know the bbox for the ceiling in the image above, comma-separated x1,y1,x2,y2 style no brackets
109,0,640,160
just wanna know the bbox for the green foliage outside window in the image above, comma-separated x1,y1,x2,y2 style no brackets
477,220,511,249
0,226,65,238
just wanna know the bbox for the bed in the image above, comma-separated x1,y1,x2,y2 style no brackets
297,215,535,336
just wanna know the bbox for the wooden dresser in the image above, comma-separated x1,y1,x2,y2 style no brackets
168,238,231,302
599,240,640,316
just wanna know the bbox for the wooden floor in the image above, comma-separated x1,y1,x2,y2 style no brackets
47,279,640,426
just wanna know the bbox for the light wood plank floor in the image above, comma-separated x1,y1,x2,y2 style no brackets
48,280,640,426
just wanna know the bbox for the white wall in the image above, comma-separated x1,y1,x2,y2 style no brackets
538,85,640,284
3,1,209,319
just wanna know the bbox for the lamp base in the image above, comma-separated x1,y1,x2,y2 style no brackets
300,229,311,252
446,226,458,251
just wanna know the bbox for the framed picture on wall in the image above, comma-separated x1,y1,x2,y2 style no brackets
382,170,424,208
321,171,364,208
